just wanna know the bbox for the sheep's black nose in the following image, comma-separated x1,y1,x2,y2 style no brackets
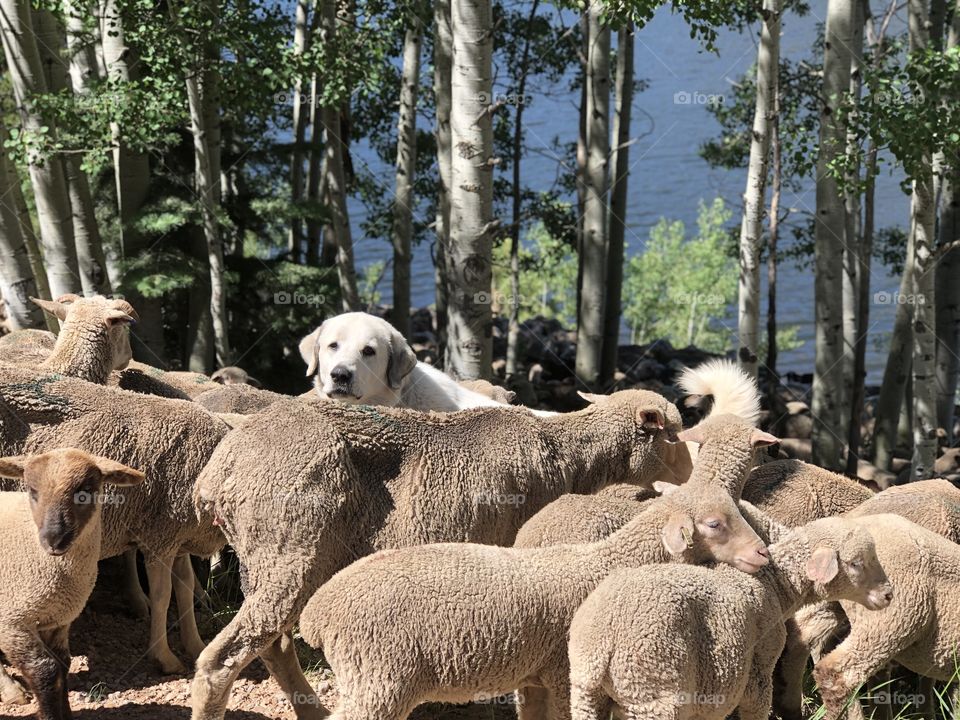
331,366,353,384
756,546,770,558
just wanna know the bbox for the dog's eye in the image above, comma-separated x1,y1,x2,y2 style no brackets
328,342,339,351
361,347,376,357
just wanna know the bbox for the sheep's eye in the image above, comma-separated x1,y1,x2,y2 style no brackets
850,560,863,570
328,342,339,351
361,347,376,357
27,488,38,501
706,519,721,530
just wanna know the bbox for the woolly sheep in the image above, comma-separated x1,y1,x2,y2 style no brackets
813,514,960,720
741,459,875,527
0,449,145,716
296,480,769,720
568,515,892,720
0,295,137,384
774,478,960,720
190,389,683,719
514,414,779,549
0,366,230,673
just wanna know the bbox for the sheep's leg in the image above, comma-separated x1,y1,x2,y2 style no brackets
0,663,29,705
5,627,68,720
516,686,548,720
43,626,72,720
569,681,613,720
124,549,150,619
775,619,813,720
260,632,328,719
144,556,188,674
172,554,206,662
813,630,909,720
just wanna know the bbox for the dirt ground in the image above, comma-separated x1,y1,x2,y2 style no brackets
0,558,517,720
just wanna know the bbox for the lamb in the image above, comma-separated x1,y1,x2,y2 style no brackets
774,478,960,719
811,514,960,720
514,414,779,549
0,295,137,384
741,459,875,527
189,388,683,719
0,449,145,716
210,366,261,387
296,479,769,720
567,515,892,720
0,366,230,673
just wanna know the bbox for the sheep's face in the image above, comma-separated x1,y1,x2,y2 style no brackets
0,449,145,556
299,313,417,404
658,483,770,574
578,389,683,479
803,518,893,610
32,295,138,371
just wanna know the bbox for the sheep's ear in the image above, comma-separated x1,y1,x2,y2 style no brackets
246,375,262,388
661,513,695,556
653,480,679,496
751,429,780,447
577,391,606,404
805,547,840,584
639,409,665,430
30,297,70,321
91,456,146,487
299,326,324,377
108,299,140,323
103,308,137,327
0,455,28,479
677,424,705,445
386,329,417,390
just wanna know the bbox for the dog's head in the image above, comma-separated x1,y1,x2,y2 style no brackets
299,312,417,405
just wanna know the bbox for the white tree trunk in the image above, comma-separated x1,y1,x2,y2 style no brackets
575,2,610,390
0,122,45,329
908,0,937,479
320,0,359,311
34,7,111,297
391,14,422,339
445,0,495,379
934,1,960,442
172,0,231,366
737,0,782,379
289,0,310,261
100,0,164,361
812,0,857,470
0,0,81,298
600,23,633,384
306,71,322,264
433,0,453,358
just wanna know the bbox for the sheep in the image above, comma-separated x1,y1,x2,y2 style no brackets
295,479,769,720
567,515,892,720
0,295,137,384
0,366,230,673
811,513,960,720
514,414,779,549
741,459,875,527
210,366,261,387
773,478,960,720
189,388,683,720
457,377,516,404
0,448,145,717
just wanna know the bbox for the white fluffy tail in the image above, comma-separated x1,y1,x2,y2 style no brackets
677,359,761,426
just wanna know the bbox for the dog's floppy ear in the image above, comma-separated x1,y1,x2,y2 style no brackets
386,328,417,390
299,324,325,377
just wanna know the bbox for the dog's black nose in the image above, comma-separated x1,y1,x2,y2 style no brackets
330,365,353,384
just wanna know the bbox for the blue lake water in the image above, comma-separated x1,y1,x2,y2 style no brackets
344,2,911,383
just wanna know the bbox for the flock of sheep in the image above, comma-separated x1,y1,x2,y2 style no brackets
0,294,958,720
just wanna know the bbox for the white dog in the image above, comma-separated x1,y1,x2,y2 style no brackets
298,312,510,412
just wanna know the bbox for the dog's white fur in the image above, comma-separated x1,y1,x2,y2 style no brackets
299,312,509,412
